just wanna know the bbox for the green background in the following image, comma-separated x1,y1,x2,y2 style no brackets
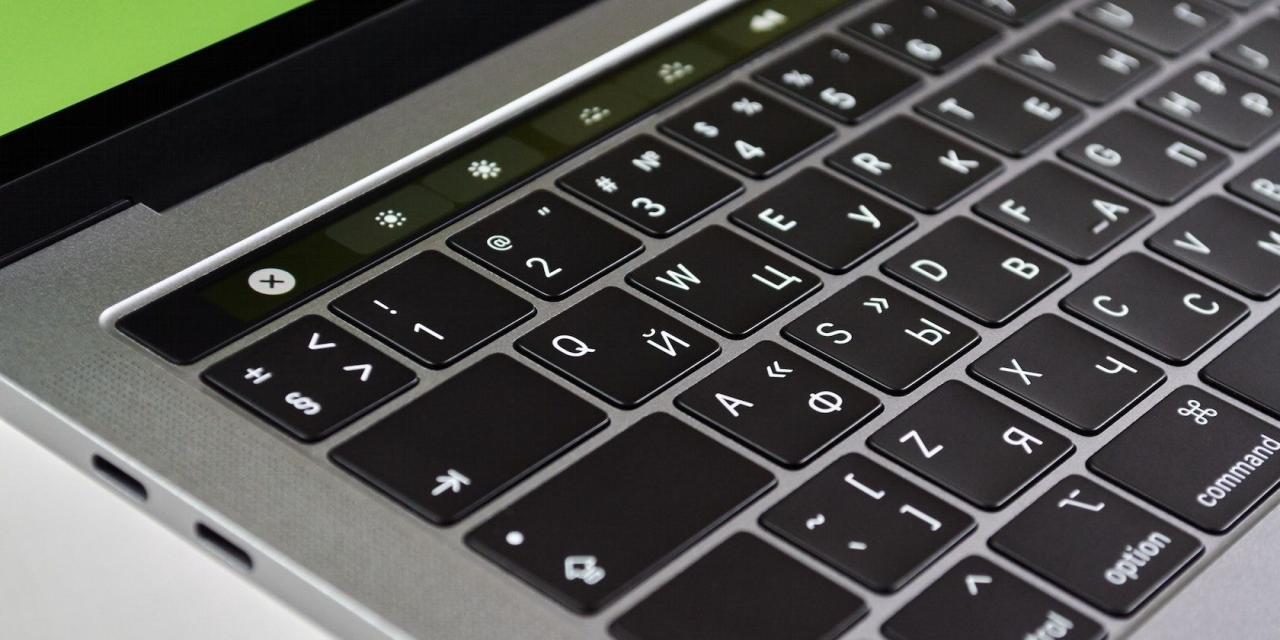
0,0,310,137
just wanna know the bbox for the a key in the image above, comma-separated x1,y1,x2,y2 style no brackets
969,314,1165,433
1062,253,1248,363
827,116,1002,212
1091,386,1280,533
330,251,534,368
1140,64,1280,150
958,0,1064,24
728,168,916,273
203,315,416,441
999,23,1156,105
449,191,642,300
844,0,1000,73
1061,111,1229,204
626,226,820,337
515,287,718,407
784,277,979,394
1148,196,1280,299
991,476,1202,615
974,162,1153,262
609,533,867,640
882,556,1106,640
467,413,774,613
660,83,834,178
882,217,1070,326
558,135,742,236
1079,0,1227,55
755,35,921,124
762,453,974,592
917,66,1084,156
1213,18,1280,87
870,381,1072,508
330,355,607,524
1203,310,1280,419
1228,146,1280,216
677,341,882,468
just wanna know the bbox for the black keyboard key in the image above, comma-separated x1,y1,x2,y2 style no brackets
1148,196,1280,299
883,556,1105,640
330,251,533,368
331,355,606,524
970,315,1165,433
1212,0,1263,11
785,277,979,394
1204,310,1280,419
1228,146,1280,215
999,23,1156,105
610,533,867,640
449,191,642,300
827,116,1002,212
1140,64,1280,150
870,381,1072,508
203,315,416,442
515,287,718,407
755,35,920,124
467,414,774,613
559,135,742,236
1062,253,1248,363
844,0,1000,73
883,217,1070,326
677,341,882,467
627,226,820,337
1214,18,1280,87
958,0,1063,24
917,66,1084,156
975,162,1153,262
991,475,1202,615
1091,386,1280,533
728,168,916,273
661,83,834,178
1080,0,1227,55
1061,111,1229,204
762,453,974,592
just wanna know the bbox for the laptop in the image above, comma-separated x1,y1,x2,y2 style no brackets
3,0,1280,637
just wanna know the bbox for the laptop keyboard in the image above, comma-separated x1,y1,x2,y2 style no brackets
121,0,1280,636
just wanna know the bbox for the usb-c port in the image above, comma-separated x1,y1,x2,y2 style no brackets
91,455,147,502
195,523,253,572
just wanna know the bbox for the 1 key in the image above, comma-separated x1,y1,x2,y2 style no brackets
999,23,1155,105
755,35,920,124
1148,196,1280,299
844,0,1000,73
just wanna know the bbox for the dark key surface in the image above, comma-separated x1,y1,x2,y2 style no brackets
755,35,920,124
559,135,742,236
917,66,1084,156
999,23,1156,105
331,355,606,524
449,191,642,300
1091,386,1280,533
1204,310,1280,418
870,381,1072,508
1061,111,1229,204
1228,146,1280,216
958,0,1063,24
970,314,1165,433
1062,253,1248,363
1149,196,1280,299
203,315,416,442
1140,64,1280,150
975,162,1152,262
784,277,979,394
1213,18,1280,87
883,217,1070,326
1079,0,1227,55
729,168,916,273
330,251,534,368
467,414,774,613
660,83,834,178
991,475,1202,615
515,287,718,407
762,453,974,592
677,341,882,467
882,556,1105,640
827,116,1002,212
844,0,1000,73
610,533,867,640
627,226,820,337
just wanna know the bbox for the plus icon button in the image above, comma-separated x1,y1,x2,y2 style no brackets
248,268,297,296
